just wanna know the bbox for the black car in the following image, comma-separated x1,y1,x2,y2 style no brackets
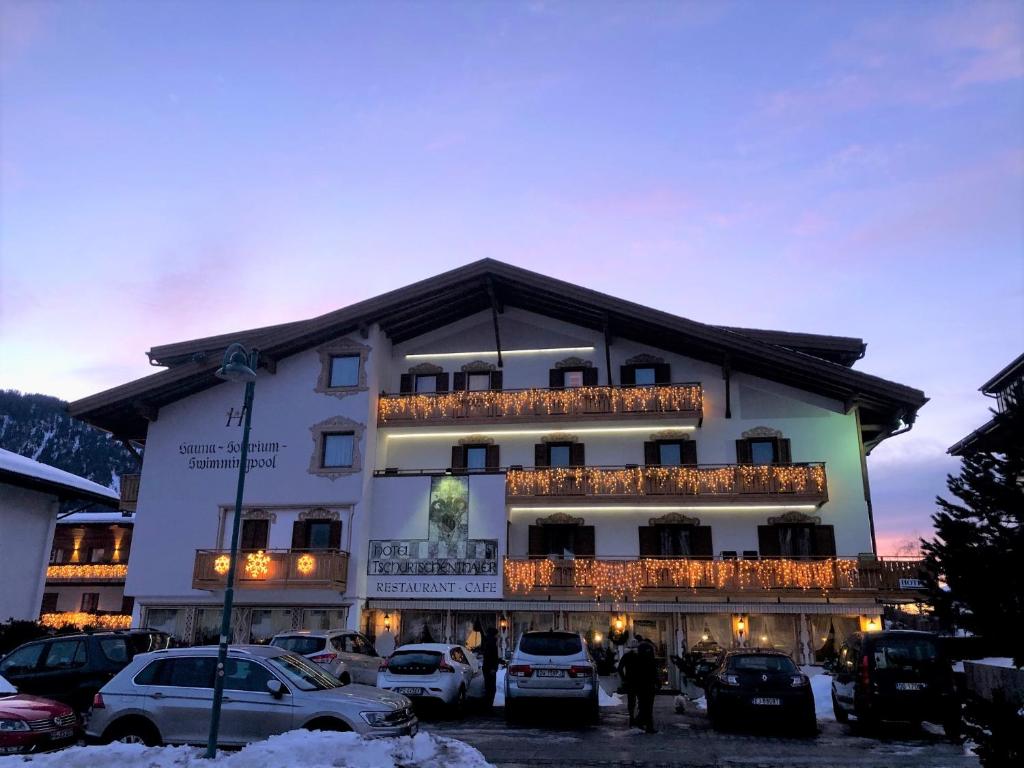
705,649,816,735
0,629,171,713
831,630,959,736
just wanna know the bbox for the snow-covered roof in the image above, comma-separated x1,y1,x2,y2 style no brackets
57,510,134,526
0,448,119,506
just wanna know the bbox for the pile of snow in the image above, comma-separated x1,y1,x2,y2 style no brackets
492,669,621,707
803,666,835,722
968,657,1019,669
0,730,492,768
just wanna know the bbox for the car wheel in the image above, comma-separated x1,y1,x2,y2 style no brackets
107,717,161,746
587,693,600,725
451,687,466,719
339,672,351,686
304,717,352,732
801,711,818,737
943,716,962,741
504,698,517,723
832,691,849,723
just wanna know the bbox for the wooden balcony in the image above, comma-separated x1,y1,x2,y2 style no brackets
505,463,828,505
377,383,702,426
503,556,924,602
46,563,128,583
192,549,349,592
119,473,140,512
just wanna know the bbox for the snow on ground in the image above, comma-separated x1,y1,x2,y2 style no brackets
0,730,492,768
491,669,621,708
967,657,1019,669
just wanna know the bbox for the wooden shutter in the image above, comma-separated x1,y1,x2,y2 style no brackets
757,526,781,557
620,366,636,386
451,446,466,470
736,439,752,463
485,444,500,470
549,369,563,388
534,443,549,467
490,370,503,390
653,363,671,383
291,521,307,550
778,438,792,464
691,526,713,558
328,521,342,550
813,525,836,558
40,593,58,613
435,372,450,392
528,526,546,558
638,526,660,556
644,441,660,466
453,372,467,391
582,367,599,386
574,526,596,558
399,374,413,393
241,519,268,550
681,441,698,466
570,442,585,466
120,595,135,615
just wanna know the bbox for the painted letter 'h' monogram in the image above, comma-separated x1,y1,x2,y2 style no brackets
225,407,246,428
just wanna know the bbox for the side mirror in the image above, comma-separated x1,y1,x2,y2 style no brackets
267,679,285,699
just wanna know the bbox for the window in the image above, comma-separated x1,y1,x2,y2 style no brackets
43,640,87,669
307,521,332,550
644,439,696,466
659,443,682,465
757,523,835,559
535,441,584,468
167,657,217,688
519,632,582,656
415,374,437,393
528,524,596,559
322,433,355,467
549,444,571,467
634,367,656,385
658,526,692,556
564,370,584,388
240,518,269,550
80,593,100,612
329,355,360,388
468,373,491,391
451,443,499,471
639,524,713,557
49,548,64,564
40,593,58,613
465,446,488,470
0,643,45,675
223,659,277,692
272,636,328,656
99,638,129,664
736,436,791,465
292,519,341,551
449,647,469,665
88,547,106,563
750,439,777,465
778,525,813,558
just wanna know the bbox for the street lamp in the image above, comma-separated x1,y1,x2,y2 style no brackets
205,343,258,759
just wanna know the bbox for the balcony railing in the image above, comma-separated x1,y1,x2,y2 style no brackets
377,383,703,425
192,549,349,592
119,473,140,512
46,563,128,582
505,463,828,503
503,556,923,601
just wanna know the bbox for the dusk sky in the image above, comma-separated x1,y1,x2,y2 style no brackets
1,0,1021,552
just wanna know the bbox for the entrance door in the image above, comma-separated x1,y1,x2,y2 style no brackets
632,616,672,689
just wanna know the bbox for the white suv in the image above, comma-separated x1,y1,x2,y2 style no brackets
270,630,379,686
504,631,598,722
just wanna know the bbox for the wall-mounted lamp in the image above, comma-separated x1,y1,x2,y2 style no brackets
383,613,391,632
701,625,710,642
499,616,508,632
737,618,745,632
614,617,625,633
867,618,878,631
760,635,769,644
593,632,604,644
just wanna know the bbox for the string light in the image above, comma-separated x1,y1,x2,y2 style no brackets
46,564,128,580
213,555,231,575
39,612,132,630
506,464,826,498
504,557,859,602
379,384,702,423
296,553,316,575
245,550,271,579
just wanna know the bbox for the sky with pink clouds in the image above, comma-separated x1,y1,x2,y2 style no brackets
1,0,1021,551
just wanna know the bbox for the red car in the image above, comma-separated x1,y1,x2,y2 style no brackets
0,675,78,755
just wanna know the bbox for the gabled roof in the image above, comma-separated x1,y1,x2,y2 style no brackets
980,352,1024,395
69,259,926,446
0,448,119,506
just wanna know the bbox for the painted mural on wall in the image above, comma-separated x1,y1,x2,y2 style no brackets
368,475,498,594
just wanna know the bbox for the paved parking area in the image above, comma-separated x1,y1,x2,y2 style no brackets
423,694,979,768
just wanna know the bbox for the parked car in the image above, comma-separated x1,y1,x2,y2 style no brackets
0,674,78,755
504,631,598,722
377,643,482,714
86,645,417,746
705,649,816,735
831,630,960,736
0,629,171,713
270,630,378,686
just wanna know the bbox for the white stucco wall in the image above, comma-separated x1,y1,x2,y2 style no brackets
0,483,58,621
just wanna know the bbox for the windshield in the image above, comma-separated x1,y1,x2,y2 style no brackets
519,632,582,656
873,637,940,671
388,651,442,674
270,636,327,656
729,655,798,674
267,653,342,691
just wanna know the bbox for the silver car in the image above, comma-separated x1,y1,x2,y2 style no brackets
270,630,379,686
86,645,416,746
504,631,598,722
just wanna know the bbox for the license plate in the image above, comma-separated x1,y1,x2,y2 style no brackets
751,697,782,706
536,669,565,678
895,682,926,691
50,728,75,740
396,687,424,695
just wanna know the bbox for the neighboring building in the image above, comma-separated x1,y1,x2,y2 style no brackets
0,448,118,622
41,510,135,630
948,352,1023,456
69,260,927,677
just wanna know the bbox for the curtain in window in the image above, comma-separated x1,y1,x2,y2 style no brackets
323,435,354,467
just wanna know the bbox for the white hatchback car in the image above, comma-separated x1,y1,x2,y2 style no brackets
270,630,379,686
377,644,481,714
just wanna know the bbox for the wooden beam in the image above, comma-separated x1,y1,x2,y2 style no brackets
603,316,613,386
261,356,277,375
486,277,504,367
722,358,732,419
132,401,158,422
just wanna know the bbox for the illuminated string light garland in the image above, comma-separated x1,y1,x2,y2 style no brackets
506,464,826,498
46,564,128,580
244,550,271,579
39,612,132,630
378,384,702,423
504,557,859,602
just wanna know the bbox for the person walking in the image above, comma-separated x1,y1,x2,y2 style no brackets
633,640,661,734
481,626,500,713
617,638,640,726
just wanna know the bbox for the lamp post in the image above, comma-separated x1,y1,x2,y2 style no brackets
205,343,258,759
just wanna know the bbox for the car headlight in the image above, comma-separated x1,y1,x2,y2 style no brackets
0,719,29,732
360,710,394,726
